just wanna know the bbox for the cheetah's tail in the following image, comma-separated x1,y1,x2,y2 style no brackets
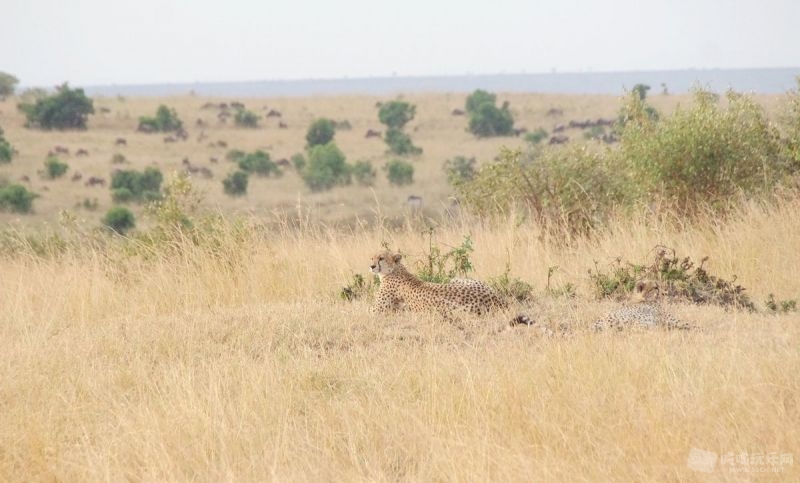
510,313,535,326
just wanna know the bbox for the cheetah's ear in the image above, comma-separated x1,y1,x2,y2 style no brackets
393,253,402,263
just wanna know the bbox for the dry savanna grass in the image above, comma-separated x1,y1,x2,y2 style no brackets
0,90,787,229
1,189,799,481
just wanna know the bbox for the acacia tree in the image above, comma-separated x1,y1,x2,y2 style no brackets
18,83,94,130
0,72,19,100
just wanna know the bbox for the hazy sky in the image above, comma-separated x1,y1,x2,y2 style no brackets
2,0,798,87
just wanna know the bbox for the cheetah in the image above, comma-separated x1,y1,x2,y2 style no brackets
593,280,690,331
369,251,533,326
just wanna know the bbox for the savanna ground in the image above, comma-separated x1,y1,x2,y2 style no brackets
1,91,798,481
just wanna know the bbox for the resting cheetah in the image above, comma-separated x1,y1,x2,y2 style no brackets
369,251,533,325
593,280,690,331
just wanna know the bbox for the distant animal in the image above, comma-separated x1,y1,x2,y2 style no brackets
275,158,291,168
365,129,382,139
548,135,569,145
71,172,83,182
53,146,69,155
76,148,89,156
137,124,156,133
545,108,564,117
278,121,288,129
163,136,176,143
19,175,30,183
209,156,219,164
406,195,423,210
176,129,189,141
266,109,282,118
369,251,533,326
512,127,528,137
451,108,466,116
552,124,566,133
231,101,245,110
593,280,690,331
84,176,106,187
196,118,206,127
216,140,228,148
197,130,208,143
115,138,127,146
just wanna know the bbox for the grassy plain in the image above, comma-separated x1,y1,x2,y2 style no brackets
0,91,798,481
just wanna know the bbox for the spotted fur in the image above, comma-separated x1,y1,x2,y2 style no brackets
593,280,690,331
369,251,533,325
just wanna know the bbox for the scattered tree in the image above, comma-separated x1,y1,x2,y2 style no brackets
18,83,94,130
138,105,183,132
306,118,336,147
44,156,69,179
222,170,249,196
301,142,351,191
378,101,416,129
110,167,163,202
465,90,514,137
0,184,38,213
0,72,19,100
385,127,422,155
384,159,414,186
234,108,260,128
0,127,13,163
352,160,377,186
102,206,136,234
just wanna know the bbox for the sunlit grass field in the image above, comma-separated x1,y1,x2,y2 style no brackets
1,91,798,481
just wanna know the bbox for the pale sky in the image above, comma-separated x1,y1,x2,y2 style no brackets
2,0,798,87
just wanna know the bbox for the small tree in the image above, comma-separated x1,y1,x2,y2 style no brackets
234,109,260,128
352,160,377,186
378,101,416,129
0,127,13,163
465,90,496,114
44,156,69,179
385,159,414,186
222,170,249,196
385,128,422,155
443,156,476,186
301,142,351,191
102,207,136,234
465,89,514,137
138,105,183,132
0,184,38,213
237,150,281,177
306,118,336,147
18,83,94,130
0,72,19,100
110,167,164,202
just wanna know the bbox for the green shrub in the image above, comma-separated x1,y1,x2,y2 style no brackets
443,156,476,186
291,153,306,171
102,206,136,235
384,159,414,186
44,156,68,179
352,160,377,186
0,127,13,163
619,88,789,213
226,149,246,162
416,233,474,283
111,153,127,164
111,187,134,203
301,142,351,192
110,167,164,202
18,83,94,130
780,77,800,170
385,128,422,155
222,170,249,196
467,100,514,137
234,109,260,128
237,150,281,177
465,89,496,114
0,71,19,100
765,294,798,314
378,101,416,129
137,105,183,133
524,128,548,145
454,147,623,231
306,118,336,147
0,184,38,213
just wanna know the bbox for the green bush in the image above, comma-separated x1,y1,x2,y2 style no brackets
467,99,514,137
0,184,38,213
352,160,376,186
385,128,422,155
301,142,351,192
103,208,135,234
619,88,790,213
222,170,249,196
378,101,416,129
291,153,307,171
102,206,136,235
443,156,476,186
110,167,164,202
524,128,548,145
0,127,13,163
18,83,94,130
454,147,623,231
0,71,19,100
384,159,414,186
234,109,260,128
465,90,496,114
44,156,68,179
226,149,246,162
111,187,134,203
111,153,127,164
137,105,183,132
237,150,281,177
306,118,336,147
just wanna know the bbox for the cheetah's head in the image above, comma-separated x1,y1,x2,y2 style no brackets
370,251,403,276
630,280,661,303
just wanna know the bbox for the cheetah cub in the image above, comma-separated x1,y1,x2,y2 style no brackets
369,251,533,326
593,280,690,331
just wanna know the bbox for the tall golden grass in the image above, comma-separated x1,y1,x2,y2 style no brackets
1,192,798,481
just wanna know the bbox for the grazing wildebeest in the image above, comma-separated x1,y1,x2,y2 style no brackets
451,108,466,116
278,121,288,129
85,176,106,187
266,109,282,118
231,101,245,110
365,129,382,139
196,118,206,127
548,135,569,145
552,124,566,133
53,146,69,155
71,172,83,182
115,137,127,146
546,108,564,117
209,156,219,164
275,158,291,168
176,129,189,141
76,148,89,156
216,140,228,148
513,127,528,137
